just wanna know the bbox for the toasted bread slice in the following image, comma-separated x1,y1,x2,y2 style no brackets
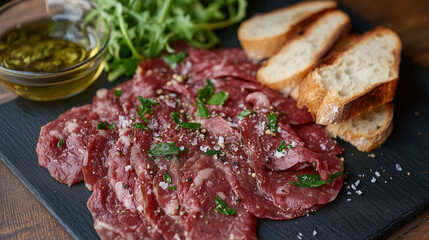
257,10,350,95
325,102,394,152
238,1,337,59
289,32,359,100
297,27,402,125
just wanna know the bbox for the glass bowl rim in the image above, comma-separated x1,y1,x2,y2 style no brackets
0,0,110,78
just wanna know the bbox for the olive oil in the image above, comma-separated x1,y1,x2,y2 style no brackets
0,17,107,101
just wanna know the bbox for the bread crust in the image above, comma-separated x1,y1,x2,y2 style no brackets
238,1,337,59
297,27,402,125
256,10,351,94
325,102,394,152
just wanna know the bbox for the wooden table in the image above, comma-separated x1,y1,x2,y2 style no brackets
1,0,429,239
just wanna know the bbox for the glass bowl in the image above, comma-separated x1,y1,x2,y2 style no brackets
0,0,110,101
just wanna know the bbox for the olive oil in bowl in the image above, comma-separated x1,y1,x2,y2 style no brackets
0,0,109,101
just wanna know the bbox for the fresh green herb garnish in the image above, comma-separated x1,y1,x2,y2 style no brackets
57,139,64,148
277,140,294,152
163,171,172,184
207,91,228,105
203,149,222,156
148,142,186,161
114,89,122,97
290,163,344,188
97,121,115,130
196,79,228,117
168,185,177,191
197,101,211,118
88,0,247,81
135,96,157,130
197,79,214,103
171,111,201,130
237,109,255,119
215,195,236,216
267,112,278,133
162,51,188,69
133,122,152,132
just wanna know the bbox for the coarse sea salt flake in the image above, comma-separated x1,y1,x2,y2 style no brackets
356,190,362,195
125,165,132,172
274,150,286,158
395,164,402,171
375,171,380,177
371,177,376,183
313,230,317,236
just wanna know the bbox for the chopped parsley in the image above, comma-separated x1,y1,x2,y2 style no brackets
163,171,172,185
197,101,210,118
277,140,294,152
267,112,278,133
135,96,157,130
97,121,115,130
207,91,228,105
215,195,236,216
196,79,229,118
57,139,64,148
162,51,188,69
290,162,344,188
133,122,152,132
237,109,255,119
171,111,201,130
148,142,186,161
114,89,122,97
168,186,177,191
203,149,222,156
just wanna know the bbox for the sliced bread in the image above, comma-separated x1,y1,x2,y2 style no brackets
297,27,402,125
325,102,394,152
257,10,350,95
289,32,360,100
238,1,337,59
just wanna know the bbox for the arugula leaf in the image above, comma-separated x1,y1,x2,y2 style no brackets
171,111,201,130
237,109,255,119
149,142,180,157
290,163,344,188
163,171,172,184
168,185,177,191
203,149,222,156
90,0,247,81
163,51,188,68
215,195,236,216
267,113,278,133
207,91,228,105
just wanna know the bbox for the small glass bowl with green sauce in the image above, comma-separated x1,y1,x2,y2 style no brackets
0,0,110,101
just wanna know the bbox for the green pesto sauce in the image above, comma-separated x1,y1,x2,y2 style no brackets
0,19,89,72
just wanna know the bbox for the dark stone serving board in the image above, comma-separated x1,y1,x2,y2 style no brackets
1,1,428,239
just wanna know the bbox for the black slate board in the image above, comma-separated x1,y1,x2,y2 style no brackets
1,1,429,239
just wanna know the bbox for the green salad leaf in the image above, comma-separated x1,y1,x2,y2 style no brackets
89,0,247,81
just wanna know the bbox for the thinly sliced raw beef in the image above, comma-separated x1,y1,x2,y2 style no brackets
38,47,346,240
253,153,343,213
180,156,258,240
37,105,91,186
87,178,161,240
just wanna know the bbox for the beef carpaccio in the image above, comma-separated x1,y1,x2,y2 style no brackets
37,47,344,240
